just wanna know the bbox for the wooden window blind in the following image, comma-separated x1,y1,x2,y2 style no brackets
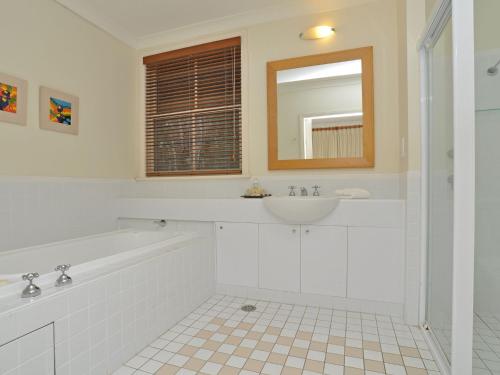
143,37,242,176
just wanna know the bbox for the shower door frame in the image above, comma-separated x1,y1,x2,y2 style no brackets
419,0,476,374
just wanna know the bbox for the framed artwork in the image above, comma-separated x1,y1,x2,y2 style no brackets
39,86,79,135
0,72,28,126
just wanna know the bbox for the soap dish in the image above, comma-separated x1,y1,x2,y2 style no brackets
241,194,272,199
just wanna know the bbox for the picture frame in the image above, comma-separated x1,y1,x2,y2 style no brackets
39,86,79,135
0,72,28,126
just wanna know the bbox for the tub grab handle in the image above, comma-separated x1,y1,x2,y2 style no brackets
21,273,41,298
55,264,72,287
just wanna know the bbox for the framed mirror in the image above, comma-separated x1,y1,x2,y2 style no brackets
267,47,374,170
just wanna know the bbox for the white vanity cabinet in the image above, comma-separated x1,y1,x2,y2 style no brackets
347,227,404,303
259,224,301,292
301,225,348,297
215,222,259,287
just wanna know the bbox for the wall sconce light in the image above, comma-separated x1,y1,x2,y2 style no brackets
299,26,336,40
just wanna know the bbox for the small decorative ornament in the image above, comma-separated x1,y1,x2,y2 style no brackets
0,72,28,126
39,86,79,135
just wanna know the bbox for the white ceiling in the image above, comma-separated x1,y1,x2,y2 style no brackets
55,0,377,48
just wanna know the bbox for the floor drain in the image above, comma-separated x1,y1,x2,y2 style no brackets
241,304,257,312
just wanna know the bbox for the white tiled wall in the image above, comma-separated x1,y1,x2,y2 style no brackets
0,231,215,375
0,177,125,253
121,173,402,199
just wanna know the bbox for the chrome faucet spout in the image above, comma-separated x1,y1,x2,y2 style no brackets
300,187,308,196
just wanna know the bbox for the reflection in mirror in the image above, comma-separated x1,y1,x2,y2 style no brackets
277,60,363,160
267,47,374,170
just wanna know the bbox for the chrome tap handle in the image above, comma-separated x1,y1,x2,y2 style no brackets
22,272,39,282
55,264,72,287
288,186,297,196
312,185,320,196
21,273,41,298
55,264,71,273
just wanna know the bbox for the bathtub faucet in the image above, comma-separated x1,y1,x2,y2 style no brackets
55,264,72,287
21,273,41,298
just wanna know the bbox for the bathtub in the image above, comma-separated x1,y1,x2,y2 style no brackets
0,229,196,298
0,226,216,374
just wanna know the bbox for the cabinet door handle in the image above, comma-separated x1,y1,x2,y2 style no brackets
219,226,223,230
305,229,310,234
292,229,297,233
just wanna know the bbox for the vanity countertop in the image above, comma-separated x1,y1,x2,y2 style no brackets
116,198,404,228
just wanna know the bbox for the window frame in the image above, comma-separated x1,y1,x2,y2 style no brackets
142,36,245,178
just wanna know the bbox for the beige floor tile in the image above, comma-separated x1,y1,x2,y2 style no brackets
309,341,327,351
363,341,381,351
345,347,363,358
268,353,287,365
345,367,364,375
238,323,253,330
256,341,274,351
234,347,252,358
211,318,226,325
304,359,324,373
406,367,429,375
225,336,242,346
281,367,302,375
218,366,240,375
203,340,221,351
210,352,230,365
383,353,404,365
289,347,307,358
364,359,385,372
326,353,344,365
197,330,213,339
246,332,263,340
243,359,265,372
266,327,281,335
155,364,180,375
179,345,198,357
218,326,234,335
297,331,313,340
184,358,205,371
400,346,421,358
329,336,346,346
276,336,294,346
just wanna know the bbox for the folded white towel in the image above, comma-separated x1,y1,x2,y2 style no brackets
335,188,371,199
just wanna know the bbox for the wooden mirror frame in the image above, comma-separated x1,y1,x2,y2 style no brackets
267,46,375,170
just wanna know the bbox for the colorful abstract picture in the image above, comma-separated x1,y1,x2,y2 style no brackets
0,73,27,126
40,87,79,135
0,83,18,114
49,97,72,125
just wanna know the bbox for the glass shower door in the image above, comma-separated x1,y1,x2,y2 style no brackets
425,16,454,364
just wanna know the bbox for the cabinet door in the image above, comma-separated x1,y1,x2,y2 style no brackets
216,222,258,287
259,224,300,292
301,225,347,297
347,227,404,303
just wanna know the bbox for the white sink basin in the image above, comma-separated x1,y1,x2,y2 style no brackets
263,196,340,224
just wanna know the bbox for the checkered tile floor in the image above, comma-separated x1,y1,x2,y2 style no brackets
473,313,500,375
113,295,440,375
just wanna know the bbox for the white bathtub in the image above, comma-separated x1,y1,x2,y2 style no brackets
0,229,196,298
0,226,216,374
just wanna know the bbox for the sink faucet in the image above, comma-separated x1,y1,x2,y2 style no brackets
288,186,297,196
312,185,320,196
300,187,308,196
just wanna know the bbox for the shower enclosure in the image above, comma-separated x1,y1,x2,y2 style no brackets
420,0,476,374
473,0,500,373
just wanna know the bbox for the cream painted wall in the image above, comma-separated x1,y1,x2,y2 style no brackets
0,0,137,178
426,0,439,19
138,0,403,177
